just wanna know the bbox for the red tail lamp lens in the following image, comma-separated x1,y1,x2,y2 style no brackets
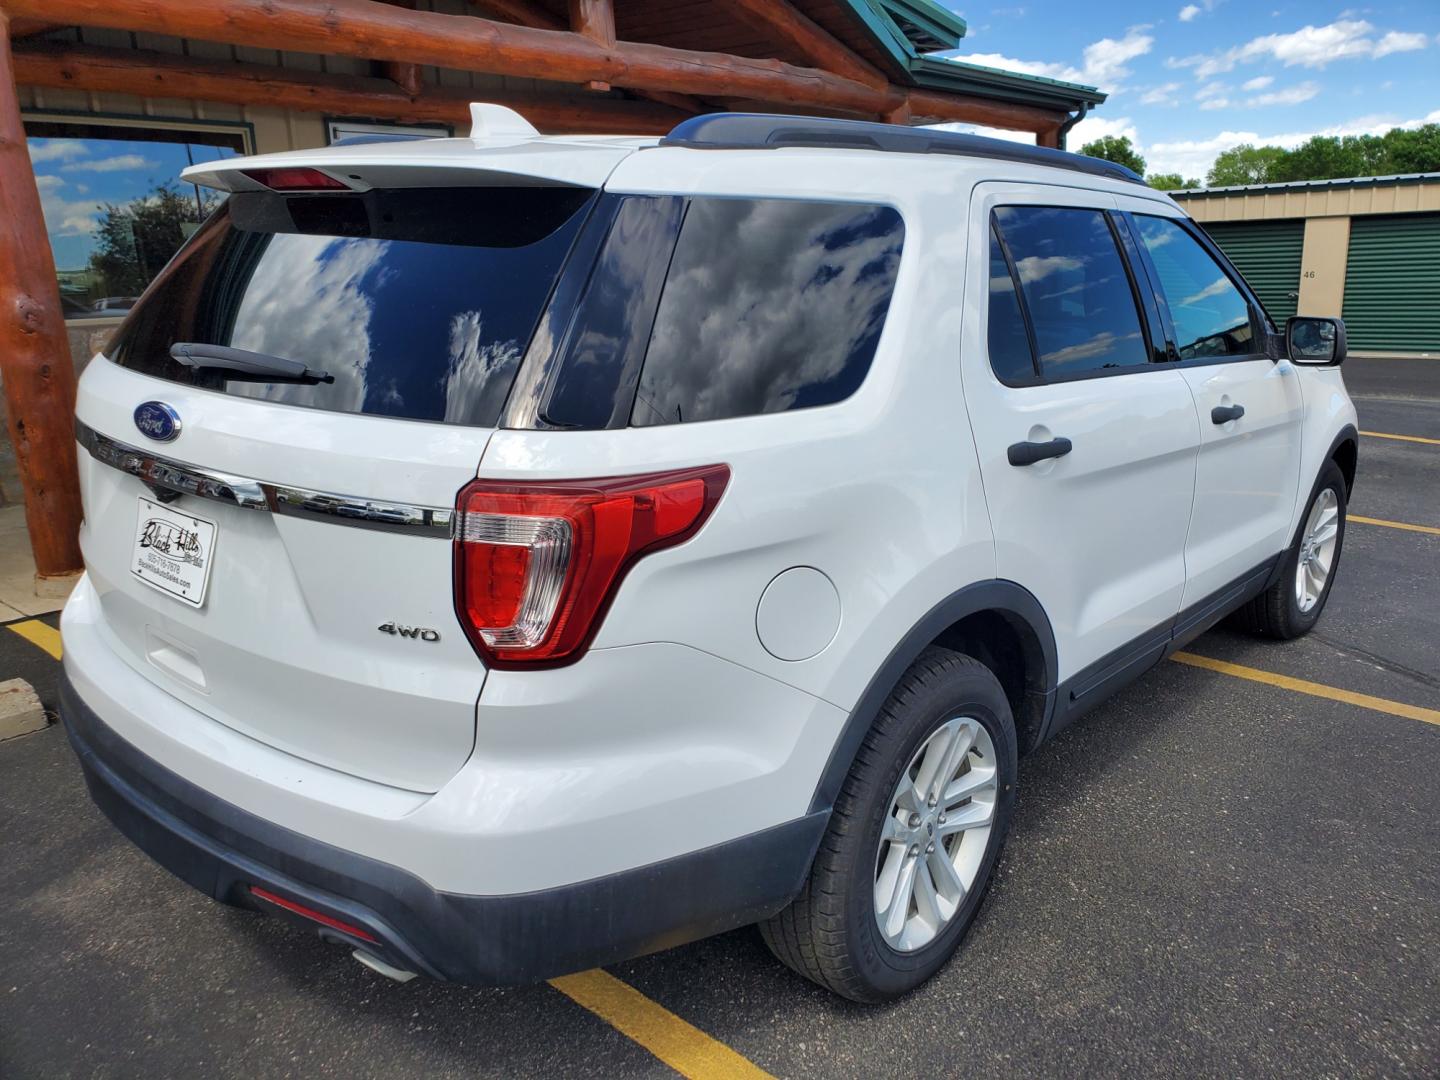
249,886,377,943
453,465,730,668
242,167,349,191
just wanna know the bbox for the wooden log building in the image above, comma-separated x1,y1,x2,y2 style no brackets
0,0,1105,578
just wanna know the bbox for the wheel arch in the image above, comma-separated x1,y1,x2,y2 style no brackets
807,580,1057,815
1329,425,1358,496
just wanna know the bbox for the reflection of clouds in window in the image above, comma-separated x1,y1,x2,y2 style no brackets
1180,277,1231,306
1134,215,1252,359
1040,274,1116,301
996,205,1149,375
442,310,522,424
1015,255,1082,284
228,235,385,411
634,200,903,426
1044,330,1143,369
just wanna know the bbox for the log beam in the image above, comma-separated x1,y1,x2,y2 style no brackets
0,12,83,576
0,0,1065,133
8,18,62,38
12,41,692,133
473,0,697,113
725,0,887,91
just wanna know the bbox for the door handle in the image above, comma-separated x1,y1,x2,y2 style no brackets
1007,437,1073,466
1211,404,1245,424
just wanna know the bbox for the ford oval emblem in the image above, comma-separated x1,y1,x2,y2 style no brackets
133,401,181,442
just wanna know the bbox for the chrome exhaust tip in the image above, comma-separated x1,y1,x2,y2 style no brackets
352,949,418,983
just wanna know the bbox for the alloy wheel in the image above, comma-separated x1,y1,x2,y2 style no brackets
873,715,998,952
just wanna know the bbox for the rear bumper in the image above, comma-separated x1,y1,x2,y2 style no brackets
61,673,828,984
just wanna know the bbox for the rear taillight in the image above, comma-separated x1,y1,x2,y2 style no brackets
453,465,729,668
242,166,349,191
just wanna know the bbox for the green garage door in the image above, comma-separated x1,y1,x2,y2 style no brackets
1202,219,1305,327
1343,214,1440,353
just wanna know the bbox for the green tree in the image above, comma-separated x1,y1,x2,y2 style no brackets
88,181,219,298
1147,172,1200,190
1206,143,1288,187
1080,134,1146,176
1269,135,1370,183
1380,123,1440,173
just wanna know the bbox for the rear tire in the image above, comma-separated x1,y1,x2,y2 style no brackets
760,647,1017,1002
1235,459,1347,640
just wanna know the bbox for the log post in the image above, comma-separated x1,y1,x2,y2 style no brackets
0,13,83,579
569,0,614,91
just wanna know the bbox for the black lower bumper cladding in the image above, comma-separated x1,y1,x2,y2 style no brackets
59,674,829,984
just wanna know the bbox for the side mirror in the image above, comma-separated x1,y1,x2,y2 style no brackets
1286,316,1347,366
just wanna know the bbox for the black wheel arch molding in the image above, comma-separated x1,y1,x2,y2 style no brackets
806,579,1058,815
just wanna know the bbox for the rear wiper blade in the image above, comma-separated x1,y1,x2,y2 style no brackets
170,343,334,384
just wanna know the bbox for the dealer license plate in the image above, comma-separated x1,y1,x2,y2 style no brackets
130,496,218,608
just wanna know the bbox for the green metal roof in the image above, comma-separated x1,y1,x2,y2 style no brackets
837,1,1107,113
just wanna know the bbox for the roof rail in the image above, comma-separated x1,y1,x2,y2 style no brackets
659,113,1144,185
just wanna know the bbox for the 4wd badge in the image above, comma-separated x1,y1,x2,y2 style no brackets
378,622,441,643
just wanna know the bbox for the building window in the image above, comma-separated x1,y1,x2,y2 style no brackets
326,119,449,145
24,116,249,322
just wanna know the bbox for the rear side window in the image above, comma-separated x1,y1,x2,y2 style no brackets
109,187,593,427
1132,215,1255,359
630,198,904,427
986,223,1037,382
992,206,1150,378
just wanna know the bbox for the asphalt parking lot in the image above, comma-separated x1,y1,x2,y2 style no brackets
2,356,1437,1079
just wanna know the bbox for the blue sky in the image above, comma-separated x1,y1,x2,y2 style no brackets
935,2,1440,179
28,137,235,273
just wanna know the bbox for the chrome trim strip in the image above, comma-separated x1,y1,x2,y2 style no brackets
76,420,455,539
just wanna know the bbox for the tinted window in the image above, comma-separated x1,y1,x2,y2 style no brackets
540,196,686,429
993,206,1149,377
110,187,593,427
1133,215,1254,359
987,223,1036,382
630,198,904,426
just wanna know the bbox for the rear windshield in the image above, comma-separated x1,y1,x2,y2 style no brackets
109,186,593,427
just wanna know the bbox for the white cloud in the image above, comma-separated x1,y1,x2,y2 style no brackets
1179,5,1201,22
1082,28,1155,86
1146,108,1440,178
1201,98,1232,111
27,139,89,164
1250,81,1320,106
34,174,102,237
1374,31,1428,58
1067,114,1141,149
1171,20,1431,79
61,154,157,174
1140,81,1183,105
1242,75,1274,90
1197,81,1228,99
948,26,1153,90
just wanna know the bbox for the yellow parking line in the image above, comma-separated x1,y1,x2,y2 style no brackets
1349,514,1440,537
1361,430,1440,446
550,969,774,1080
1171,652,1440,727
8,619,62,660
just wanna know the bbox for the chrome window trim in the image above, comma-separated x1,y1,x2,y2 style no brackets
76,421,455,539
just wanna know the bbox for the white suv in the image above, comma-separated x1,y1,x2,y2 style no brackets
61,105,1358,1002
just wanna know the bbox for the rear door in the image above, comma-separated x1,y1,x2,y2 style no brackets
74,168,605,792
1120,205,1303,608
962,183,1200,686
